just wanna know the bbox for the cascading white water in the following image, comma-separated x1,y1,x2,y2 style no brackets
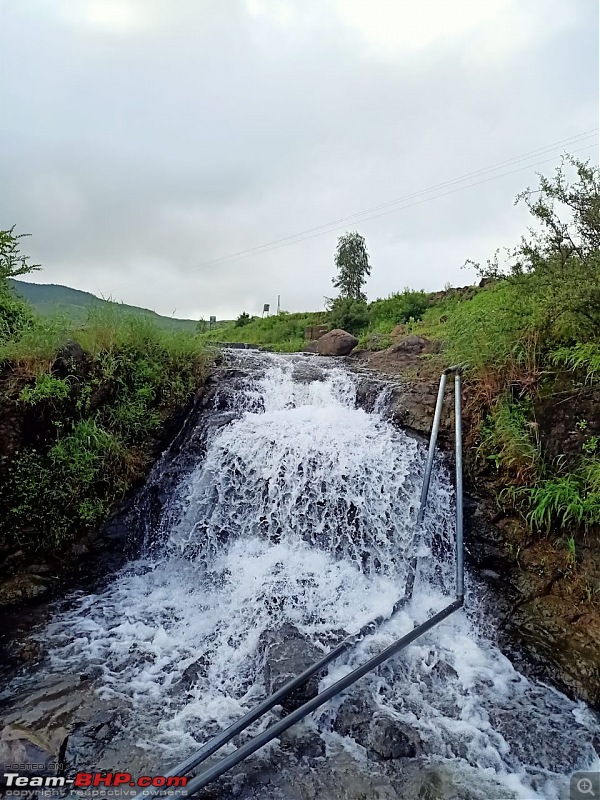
42,352,598,798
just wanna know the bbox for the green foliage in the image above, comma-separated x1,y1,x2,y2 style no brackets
368,289,429,328
327,297,369,335
0,228,38,343
475,157,600,340
445,281,542,377
0,289,33,343
551,342,600,383
332,231,371,303
199,310,328,352
3,421,127,547
19,374,70,405
235,312,251,327
520,456,600,531
0,227,40,283
478,396,540,483
1,306,209,550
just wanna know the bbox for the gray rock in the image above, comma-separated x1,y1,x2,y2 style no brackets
333,695,422,759
261,624,325,712
316,329,358,356
52,340,86,376
386,334,428,355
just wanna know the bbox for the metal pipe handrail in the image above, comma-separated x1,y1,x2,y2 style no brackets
169,600,463,800
152,592,413,787
147,364,466,797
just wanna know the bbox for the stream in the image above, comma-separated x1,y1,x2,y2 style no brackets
1,351,598,799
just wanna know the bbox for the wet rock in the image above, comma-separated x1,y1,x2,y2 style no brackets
0,725,63,777
0,677,88,775
261,624,325,712
511,596,600,707
279,721,326,760
399,761,519,800
170,654,211,695
19,642,43,662
302,340,319,354
316,329,358,357
333,695,422,759
390,383,452,440
0,574,51,608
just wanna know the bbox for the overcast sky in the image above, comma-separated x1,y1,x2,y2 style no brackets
1,0,598,321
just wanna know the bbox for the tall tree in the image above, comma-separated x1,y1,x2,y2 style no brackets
332,231,371,302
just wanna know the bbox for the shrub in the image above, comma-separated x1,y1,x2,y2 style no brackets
521,456,600,531
368,289,429,329
327,297,369,335
235,312,251,327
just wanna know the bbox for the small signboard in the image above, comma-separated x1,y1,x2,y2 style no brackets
263,304,270,313
209,315,217,323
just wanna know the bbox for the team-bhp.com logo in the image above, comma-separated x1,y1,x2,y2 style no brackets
3,772,187,794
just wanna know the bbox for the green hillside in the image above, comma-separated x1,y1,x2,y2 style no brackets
9,279,200,332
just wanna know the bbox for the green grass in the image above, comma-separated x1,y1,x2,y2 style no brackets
477,395,541,483
199,310,328,352
550,342,600,384
512,456,600,532
0,306,210,550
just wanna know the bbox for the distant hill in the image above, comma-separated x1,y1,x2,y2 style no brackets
9,279,200,332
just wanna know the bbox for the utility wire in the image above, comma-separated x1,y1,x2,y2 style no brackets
112,130,598,291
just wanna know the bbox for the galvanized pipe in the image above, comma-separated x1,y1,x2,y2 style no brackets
416,371,447,525
454,370,464,600
170,599,463,799
146,595,413,792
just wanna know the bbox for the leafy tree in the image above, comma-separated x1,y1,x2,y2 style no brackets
472,156,600,340
0,227,38,342
332,231,371,303
0,226,40,285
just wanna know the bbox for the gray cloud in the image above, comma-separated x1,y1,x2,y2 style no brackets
1,0,597,320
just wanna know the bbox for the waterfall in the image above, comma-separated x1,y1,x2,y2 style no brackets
37,352,597,798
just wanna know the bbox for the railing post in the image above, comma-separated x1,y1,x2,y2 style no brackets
454,370,464,600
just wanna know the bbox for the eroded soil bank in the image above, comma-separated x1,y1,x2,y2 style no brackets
351,337,600,709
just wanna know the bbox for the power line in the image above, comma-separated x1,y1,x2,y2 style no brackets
112,130,598,291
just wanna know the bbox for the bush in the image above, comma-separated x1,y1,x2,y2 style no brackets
327,297,369,335
235,312,251,327
0,289,33,342
0,307,210,550
368,289,429,329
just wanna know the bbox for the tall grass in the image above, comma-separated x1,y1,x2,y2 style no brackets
0,306,210,550
477,396,541,483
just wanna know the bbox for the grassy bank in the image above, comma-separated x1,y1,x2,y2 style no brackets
0,307,210,552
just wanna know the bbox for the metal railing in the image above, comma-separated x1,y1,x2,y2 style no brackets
147,364,465,799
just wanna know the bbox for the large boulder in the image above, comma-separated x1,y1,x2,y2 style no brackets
316,329,358,357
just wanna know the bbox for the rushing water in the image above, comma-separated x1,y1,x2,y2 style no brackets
8,352,599,798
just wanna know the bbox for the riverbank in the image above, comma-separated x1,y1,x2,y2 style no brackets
0,311,211,612
350,335,600,708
